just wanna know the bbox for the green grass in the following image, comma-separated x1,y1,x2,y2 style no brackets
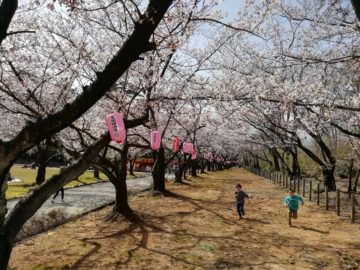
6,165,146,200
198,242,215,252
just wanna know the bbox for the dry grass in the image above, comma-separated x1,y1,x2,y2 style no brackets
9,168,360,270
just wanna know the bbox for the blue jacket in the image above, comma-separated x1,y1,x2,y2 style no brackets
284,195,304,210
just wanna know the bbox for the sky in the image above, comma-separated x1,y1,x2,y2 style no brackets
187,0,244,49
217,0,244,22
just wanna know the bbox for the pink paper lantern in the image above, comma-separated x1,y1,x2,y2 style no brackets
183,142,189,154
183,142,194,154
191,149,197,160
188,143,194,153
150,130,161,151
172,137,180,152
106,112,126,144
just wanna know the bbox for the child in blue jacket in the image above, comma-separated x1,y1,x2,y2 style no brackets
284,189,304,226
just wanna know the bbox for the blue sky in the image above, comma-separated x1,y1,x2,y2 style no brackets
217,0,244,21
187,0,244,49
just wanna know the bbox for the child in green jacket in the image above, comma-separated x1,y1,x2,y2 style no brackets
284,189,304,226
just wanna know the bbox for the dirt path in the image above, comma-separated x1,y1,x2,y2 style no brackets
9,168,360,270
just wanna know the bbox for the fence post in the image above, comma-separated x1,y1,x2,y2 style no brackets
279,173,282,186
286,176,289,188
336,189,340,216
325,186,328,210
289,177,292,190
296,178,300,193
272,173,275,184
351,193,355,223
309,181,312,201
302,179,306,197
282,173,284,186
316,183,320,206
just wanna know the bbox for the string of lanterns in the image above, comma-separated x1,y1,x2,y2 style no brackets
106,112,216,162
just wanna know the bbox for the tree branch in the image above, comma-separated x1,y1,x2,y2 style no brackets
0,0,18,45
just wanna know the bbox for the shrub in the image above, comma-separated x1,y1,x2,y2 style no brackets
336,163,357,179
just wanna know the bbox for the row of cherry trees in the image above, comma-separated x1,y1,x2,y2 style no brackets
1,0,360,268
0,0,243,268
201,0,360,191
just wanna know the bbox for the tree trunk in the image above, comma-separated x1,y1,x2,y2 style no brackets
129,160,135,176
201,160,205,173
152,147,166,194
323,166,336,191
0,0,18,45
270,149,280,171
112,144,131,216
36,162,47,185
0,234,11,270
113,180,131,216
191,160,197,177
290,149,300,178
348,159,354,193
93,168,100,179
36,144,50,185
175,159,187,183
353,169,360,192
254,157,260,169
0,178,7,229
351,0,360,21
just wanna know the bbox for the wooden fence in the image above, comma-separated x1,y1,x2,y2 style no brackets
246,167,358,223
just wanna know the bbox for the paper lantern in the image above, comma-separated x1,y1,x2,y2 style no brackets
106,112,126,144
183,142,190,154
188,143,194,153
150,130,161,151
183,142,194,154
172,137,180,152
191,149,197,160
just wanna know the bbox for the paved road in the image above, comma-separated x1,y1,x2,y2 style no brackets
7,174,175,240
7,176,159,218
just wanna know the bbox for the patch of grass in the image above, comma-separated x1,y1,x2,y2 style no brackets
6,166,147,200
127,172,147,179
198,242,215,252
133,253,145,264
179,251,201,262
173,229,192,242
6,165,107,200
